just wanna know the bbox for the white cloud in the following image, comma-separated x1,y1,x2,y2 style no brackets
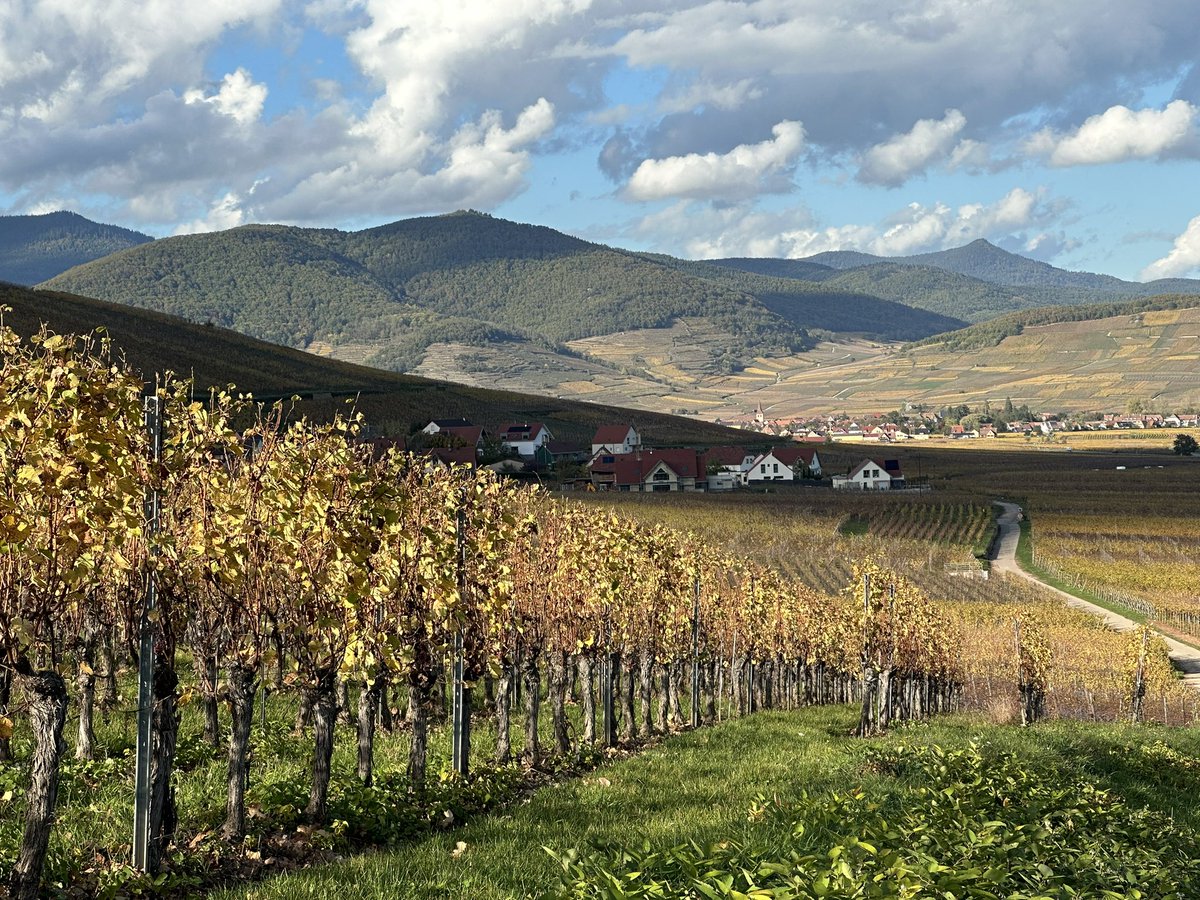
857,110,966,186
1142,214,1200,279
635,187,1051,260
625,120,805,201
184,69,268,125
174,191,249,234
657,78,763,114
1027,100,1198,166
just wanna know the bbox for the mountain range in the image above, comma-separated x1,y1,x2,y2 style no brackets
2,209,1200,420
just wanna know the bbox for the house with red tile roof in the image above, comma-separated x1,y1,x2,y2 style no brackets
590,424,641,458
499,423,552,458
590,448,704,492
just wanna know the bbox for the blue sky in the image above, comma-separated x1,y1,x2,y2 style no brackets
2,1,1200,281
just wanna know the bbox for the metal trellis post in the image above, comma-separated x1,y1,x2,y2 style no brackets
690,576,701,728
451,500,471,776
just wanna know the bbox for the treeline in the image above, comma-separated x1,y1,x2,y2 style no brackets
0,323,962,896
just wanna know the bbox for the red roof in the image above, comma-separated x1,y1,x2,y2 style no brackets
592,424,635,445
764,446,818,467
608,449,703,485
500,423,547,441
439,425,484,446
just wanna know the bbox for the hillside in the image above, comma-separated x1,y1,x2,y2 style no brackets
0,282,759,446
0,211,152,285
42,212,966,376
727,297,1200,418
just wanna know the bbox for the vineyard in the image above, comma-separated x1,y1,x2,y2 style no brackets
2,326,1197,897
0,325,975,897
836,499,994,552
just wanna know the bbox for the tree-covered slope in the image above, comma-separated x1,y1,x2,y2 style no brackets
639,255,967,338
46,211,972,372
0,211,152,285
0,282,756,446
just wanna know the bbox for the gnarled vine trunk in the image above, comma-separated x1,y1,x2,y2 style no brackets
148,657,179,872
221,664,257,842
521,651,541,766
548,651,570,756
357,678,381,785
495,664,513,763
619,652,636,742
579,655,596,744
10,668,68,900
305,667,339,824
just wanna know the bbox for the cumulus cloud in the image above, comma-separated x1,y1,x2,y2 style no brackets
1142,214,1200,279
184,69,268,124
625,120,805,201
1027,100,1198,165
857,110,967,186
634,187,1053,260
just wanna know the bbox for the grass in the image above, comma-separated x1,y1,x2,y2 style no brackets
214,705,1200,900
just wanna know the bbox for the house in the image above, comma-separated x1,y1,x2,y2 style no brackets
433,424,485,453
832,458,904,490
590,449,704,492
744,447,823,483
591,424,641,458
700,446,759,491
422,418,473,435
499,423,552,458
538,441,590,467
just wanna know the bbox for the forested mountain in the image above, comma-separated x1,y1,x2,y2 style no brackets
0,282,753,446
44,211,959,372
0,211,152,284
804,239,1200,297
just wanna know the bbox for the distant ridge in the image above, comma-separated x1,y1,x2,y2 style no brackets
0,211,152,285
805,238,1200,297
43,211,962,373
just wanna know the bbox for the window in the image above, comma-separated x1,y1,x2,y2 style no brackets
652,470,670,481
601,455,614,463
773,463,779,473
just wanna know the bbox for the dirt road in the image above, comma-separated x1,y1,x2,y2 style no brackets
991,501,1200,689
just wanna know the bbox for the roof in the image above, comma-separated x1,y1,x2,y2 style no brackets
438,424,484,445
608,449,703,485
500,422,547,441
762,446,818,467
428,417,473,429
850,458,902,479
545,440,587,455
591,424,636,445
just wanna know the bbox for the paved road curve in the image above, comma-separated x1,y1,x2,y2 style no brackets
990,501,1200,689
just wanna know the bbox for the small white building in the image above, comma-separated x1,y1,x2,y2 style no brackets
744,446,823,483
832,458,904,490
499,423,552,458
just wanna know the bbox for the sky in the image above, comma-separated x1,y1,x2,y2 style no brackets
3,1,1200,281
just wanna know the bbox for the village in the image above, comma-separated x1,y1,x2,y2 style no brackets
725,402,1200,442
378,418,909,492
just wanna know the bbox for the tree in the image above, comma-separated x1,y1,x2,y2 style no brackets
1173,433,1198,456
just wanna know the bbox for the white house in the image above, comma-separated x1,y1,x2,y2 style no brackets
591,424,641,458
832,458,904,490
744,447,823,483
499,422,552,458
